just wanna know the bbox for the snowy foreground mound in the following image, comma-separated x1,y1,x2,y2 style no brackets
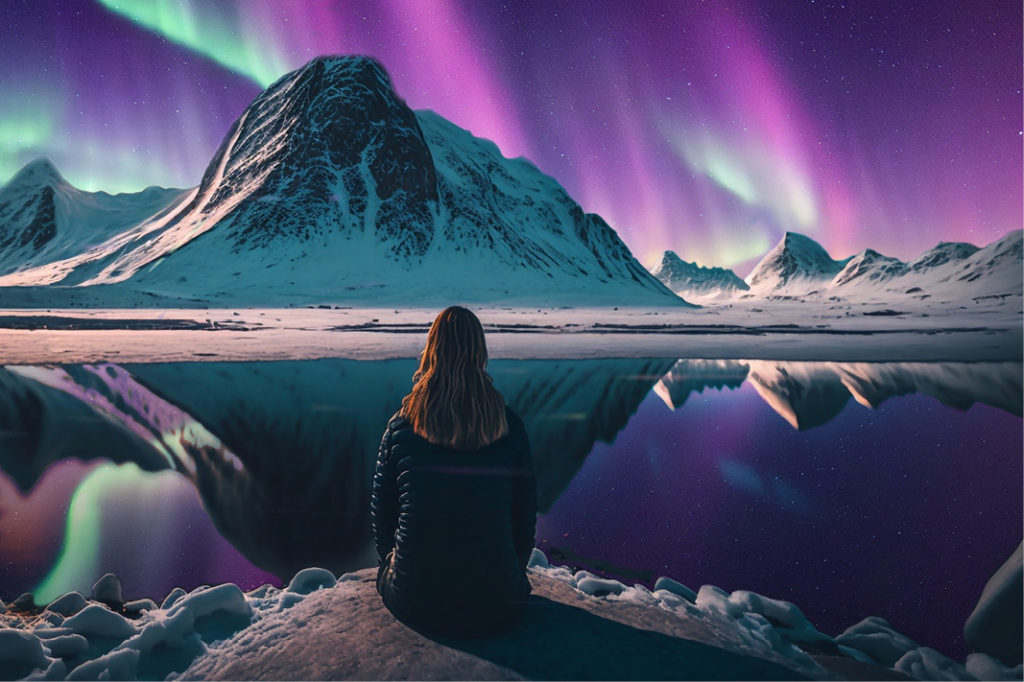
1,553,1019,681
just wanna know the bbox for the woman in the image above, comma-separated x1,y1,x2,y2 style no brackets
371,306,537,636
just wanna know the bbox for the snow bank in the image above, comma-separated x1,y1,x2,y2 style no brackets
1,559,1017,681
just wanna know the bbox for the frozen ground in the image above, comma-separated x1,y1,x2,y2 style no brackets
0,298,1019,364
2,553,1019,681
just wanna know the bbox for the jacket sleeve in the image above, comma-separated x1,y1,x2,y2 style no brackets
371,422,399,564
512,416,538,569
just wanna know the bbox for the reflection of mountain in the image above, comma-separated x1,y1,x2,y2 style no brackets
745,362,852,430
0,366,168,492
653,359,750,409
0,358,666,581
658,359,1023,428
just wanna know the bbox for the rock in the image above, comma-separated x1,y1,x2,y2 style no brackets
964,541,1022,665
91,572,123,604
10,592,37,612
46,592,88,616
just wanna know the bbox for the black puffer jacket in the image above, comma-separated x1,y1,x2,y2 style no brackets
371,406,537,635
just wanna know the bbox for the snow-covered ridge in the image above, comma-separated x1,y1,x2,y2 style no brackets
0,56,681,307
650,250,749,300
736,230,1023,302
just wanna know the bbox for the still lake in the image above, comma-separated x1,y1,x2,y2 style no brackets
0,357,1020,658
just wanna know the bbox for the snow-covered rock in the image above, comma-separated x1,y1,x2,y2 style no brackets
89,574,122,605
44,594,87,618
650,250,748,299
286,568,337,595
62,605,135,640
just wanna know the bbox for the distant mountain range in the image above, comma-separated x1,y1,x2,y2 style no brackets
650,251,749,299
0,56,680,307
651,230,1022,303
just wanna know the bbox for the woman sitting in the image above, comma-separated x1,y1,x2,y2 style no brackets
371,306,537,636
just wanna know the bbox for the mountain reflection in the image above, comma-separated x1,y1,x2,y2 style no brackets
654,359,1023,428
0,358,671,582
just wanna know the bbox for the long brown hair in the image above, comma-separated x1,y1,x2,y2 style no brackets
401,306,508,450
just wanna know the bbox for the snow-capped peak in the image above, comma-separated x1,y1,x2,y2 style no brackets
745,231,850,291
3,157,67,191
651,250,748,298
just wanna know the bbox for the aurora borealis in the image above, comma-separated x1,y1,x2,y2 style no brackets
1,0,1020,271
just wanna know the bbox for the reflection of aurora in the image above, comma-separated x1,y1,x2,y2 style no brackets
3,2,1017,269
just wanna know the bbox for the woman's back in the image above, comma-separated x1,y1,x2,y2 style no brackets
372,406,537,635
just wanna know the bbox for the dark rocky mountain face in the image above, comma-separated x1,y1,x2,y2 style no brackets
196,57,438,259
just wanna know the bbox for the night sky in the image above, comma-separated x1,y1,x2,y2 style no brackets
1,1,1021,272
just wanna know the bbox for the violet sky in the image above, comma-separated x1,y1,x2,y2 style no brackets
1,0,1020,272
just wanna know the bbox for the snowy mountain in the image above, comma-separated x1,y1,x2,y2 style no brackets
0,160,187,284
745,231,851,292
0,56,680,306
650,251,748,299
739,230,1022,303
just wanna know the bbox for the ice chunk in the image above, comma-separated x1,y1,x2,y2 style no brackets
966,652,1024,681
527,548,549,568
695,584,736,615
46,592,88,616
286,567,336,594
653,576,696,602
574,571,625,596
161,587,187,609
63,604,136,640
728,590,810,630
894,646,969,681
835,616,919,666
42,633,89,658
0,630,50,671
91,573,123,604
67,648,140,681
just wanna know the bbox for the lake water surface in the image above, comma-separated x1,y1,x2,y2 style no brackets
0,357,1019,659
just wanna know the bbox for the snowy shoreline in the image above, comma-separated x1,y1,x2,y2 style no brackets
1,552,1019,681
0,304,1019,364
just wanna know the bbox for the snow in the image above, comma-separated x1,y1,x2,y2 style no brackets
0,558,1015,681
62,606,135,640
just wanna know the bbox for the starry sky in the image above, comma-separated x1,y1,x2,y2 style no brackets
1,0,1020,272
